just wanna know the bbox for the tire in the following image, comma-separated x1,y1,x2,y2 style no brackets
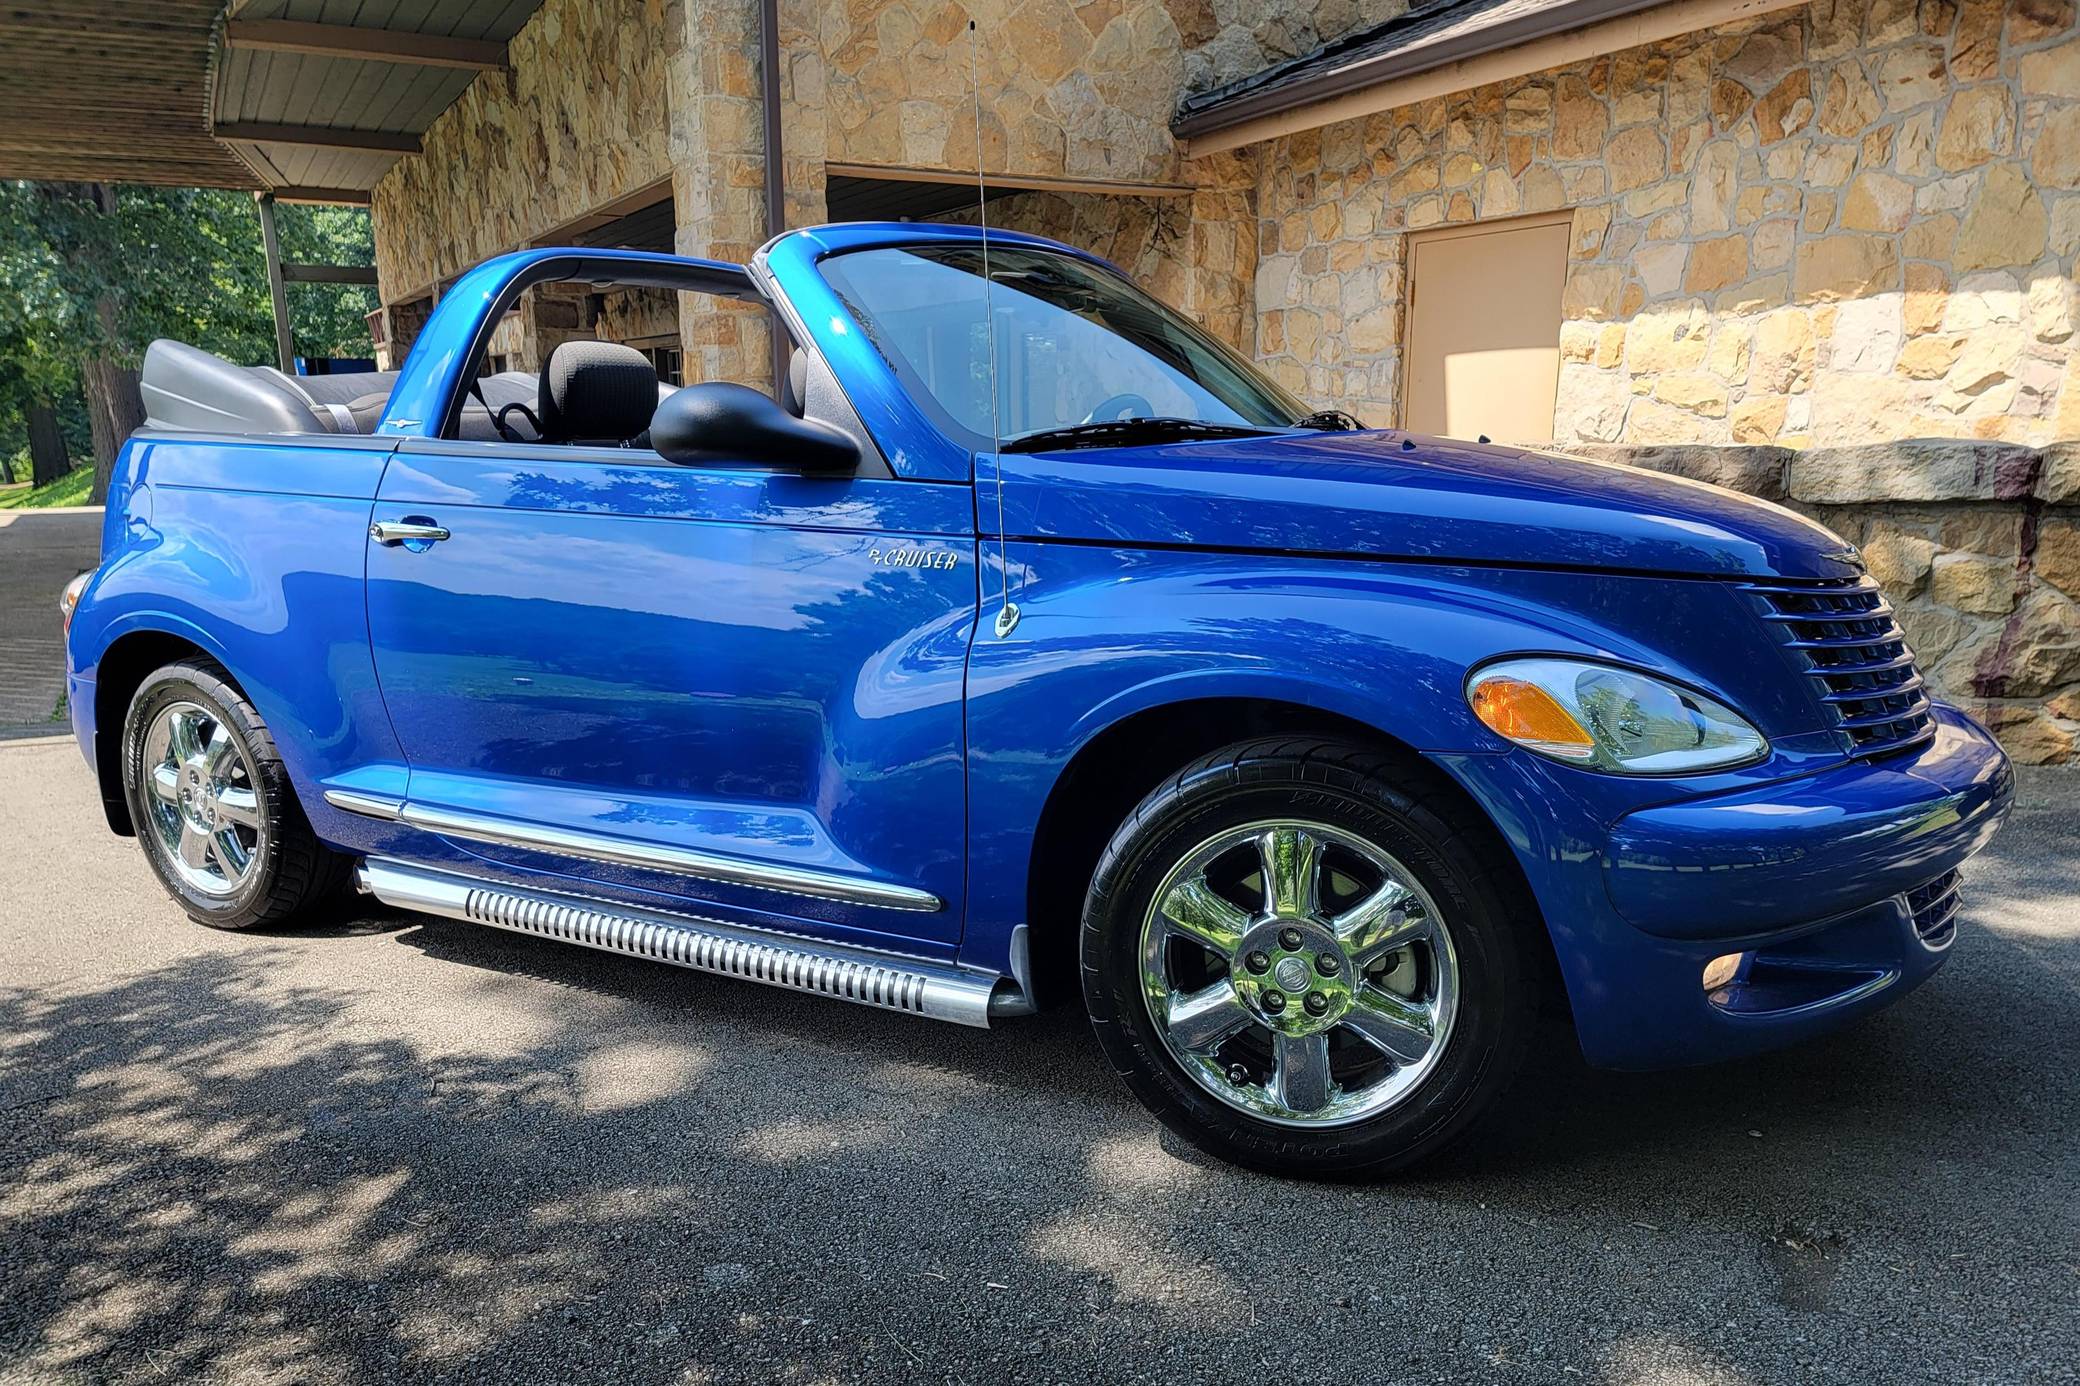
121,658,350,930
1081,737,1537,1178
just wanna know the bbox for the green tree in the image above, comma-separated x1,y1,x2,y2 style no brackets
0,182,377,500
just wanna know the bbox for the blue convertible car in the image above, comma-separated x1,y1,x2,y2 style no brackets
61,222,2012,1175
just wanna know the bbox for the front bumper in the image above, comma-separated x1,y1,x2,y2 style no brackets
1442,703,2013,1070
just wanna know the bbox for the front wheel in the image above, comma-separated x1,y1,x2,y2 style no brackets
122,659,349,930
1081,738,1538,1178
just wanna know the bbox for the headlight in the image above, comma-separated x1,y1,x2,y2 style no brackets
58,571,90,635
1467,657,1767,774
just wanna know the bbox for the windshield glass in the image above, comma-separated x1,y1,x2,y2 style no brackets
817,244,1308,452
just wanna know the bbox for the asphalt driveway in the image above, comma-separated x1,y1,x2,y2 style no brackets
1,731,2075,1385
0,509,100,731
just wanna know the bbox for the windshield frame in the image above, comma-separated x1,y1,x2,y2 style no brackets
815,241,1310,460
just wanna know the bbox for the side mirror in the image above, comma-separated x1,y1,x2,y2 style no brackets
649,381,859,474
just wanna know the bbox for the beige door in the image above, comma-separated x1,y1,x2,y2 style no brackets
1401,212,1570,444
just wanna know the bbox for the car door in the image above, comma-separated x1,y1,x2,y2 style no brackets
362,436,976,951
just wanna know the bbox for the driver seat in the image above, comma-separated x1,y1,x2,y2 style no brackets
538,341,660,446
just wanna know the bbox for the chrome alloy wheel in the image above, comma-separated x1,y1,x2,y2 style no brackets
1139,820,1459,1127
141,701,265,897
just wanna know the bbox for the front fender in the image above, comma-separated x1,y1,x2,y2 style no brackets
960,542,1853,982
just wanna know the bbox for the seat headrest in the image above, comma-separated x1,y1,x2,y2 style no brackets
781,347,809,417
539,341,659,445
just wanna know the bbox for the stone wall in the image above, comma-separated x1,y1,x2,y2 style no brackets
368,0,676,302
1175,0,1411,94
934,169,1258,351
779,0,1191,193
1251,0,2080,446
1584,439,2080,762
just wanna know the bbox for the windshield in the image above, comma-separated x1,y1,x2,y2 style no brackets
817,244,1309,453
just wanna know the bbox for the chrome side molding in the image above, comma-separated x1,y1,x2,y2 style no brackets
357,859,1015,1027
322,791,941,913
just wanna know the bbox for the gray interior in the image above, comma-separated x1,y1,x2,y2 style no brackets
139,339,538,441
136,335,889,474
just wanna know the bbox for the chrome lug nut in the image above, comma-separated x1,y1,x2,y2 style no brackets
1277,926,1303,950
1262,991,1286,1014
1304,991,1330,1016
1316,953,1341,976
1244,950,1271,974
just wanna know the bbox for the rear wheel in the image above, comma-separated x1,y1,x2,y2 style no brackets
1081,738,1536,1178
122,660,349,930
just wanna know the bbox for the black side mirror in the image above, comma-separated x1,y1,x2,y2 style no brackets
649,382,859,474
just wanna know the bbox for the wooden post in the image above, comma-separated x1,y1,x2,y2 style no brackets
254,192,295,373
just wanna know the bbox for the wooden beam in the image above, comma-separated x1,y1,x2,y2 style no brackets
216,122,421,154
225,18,506,71
528,176,677,246
825,162,1195,199
282,263,380,285
272,186,374,206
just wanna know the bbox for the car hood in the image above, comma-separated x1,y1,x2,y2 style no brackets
996,429,1859,580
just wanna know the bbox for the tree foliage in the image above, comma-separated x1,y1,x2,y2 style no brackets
0,183,378,480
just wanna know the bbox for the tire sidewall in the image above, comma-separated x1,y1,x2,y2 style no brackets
123,665,290,930
1083,757,1526,1177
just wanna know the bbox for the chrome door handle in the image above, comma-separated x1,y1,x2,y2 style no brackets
370,520,451,546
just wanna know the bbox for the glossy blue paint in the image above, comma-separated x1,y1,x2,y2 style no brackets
379,248,756,441
988,433,1863,580
1603,706,2012,938
64,222,2014,1076
364,440,976,948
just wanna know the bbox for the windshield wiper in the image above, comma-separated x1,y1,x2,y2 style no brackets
1295,409,1363,431
999,417,1282,453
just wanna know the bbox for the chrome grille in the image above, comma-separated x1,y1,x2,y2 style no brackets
1739,576,1936,758
1904,869,1962,949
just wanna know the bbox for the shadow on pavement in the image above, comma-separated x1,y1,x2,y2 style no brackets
2,776,2075,1383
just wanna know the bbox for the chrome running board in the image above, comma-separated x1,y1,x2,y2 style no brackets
356,858,1015,1027
324,790,941,913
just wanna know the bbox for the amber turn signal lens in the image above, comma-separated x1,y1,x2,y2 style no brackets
1701,952,1747,992
1469,677,1597,760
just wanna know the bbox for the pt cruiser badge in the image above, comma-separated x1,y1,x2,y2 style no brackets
869,545,958,570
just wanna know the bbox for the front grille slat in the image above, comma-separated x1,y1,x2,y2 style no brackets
1739,575,1936,759
1904,869,1962,949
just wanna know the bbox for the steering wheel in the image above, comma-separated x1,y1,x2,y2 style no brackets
1080,392,1154,425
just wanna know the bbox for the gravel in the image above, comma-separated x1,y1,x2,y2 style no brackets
1,735,2075,1385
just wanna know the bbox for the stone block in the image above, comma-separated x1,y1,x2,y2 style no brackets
1786,439,2043,503
1955,164,2048,272
1965,703,2077,764
2037,518,2080,598
2035,106,2080,192
1793,235,1900,301
1934,85,2012,172
1960,591,2080,697
1730,396,1787,443
1685,237,1749,293
2043,441,2080,506
1840,171,1913,231
1897,600,1975,669
1862,527,1941,596
1930,551,2018,615
1565,444,1792,498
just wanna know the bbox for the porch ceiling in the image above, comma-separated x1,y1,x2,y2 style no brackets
0,0,542,202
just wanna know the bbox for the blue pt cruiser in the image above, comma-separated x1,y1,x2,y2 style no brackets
61,223,2013,1176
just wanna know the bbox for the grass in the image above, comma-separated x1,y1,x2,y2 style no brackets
0,466,95,510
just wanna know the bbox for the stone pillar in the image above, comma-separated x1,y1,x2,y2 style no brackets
667,0,774,390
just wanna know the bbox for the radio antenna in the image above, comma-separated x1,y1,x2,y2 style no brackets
969,17,1018,638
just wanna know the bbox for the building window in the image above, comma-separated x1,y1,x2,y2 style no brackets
1402,211,1571,445
640,345,683,387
